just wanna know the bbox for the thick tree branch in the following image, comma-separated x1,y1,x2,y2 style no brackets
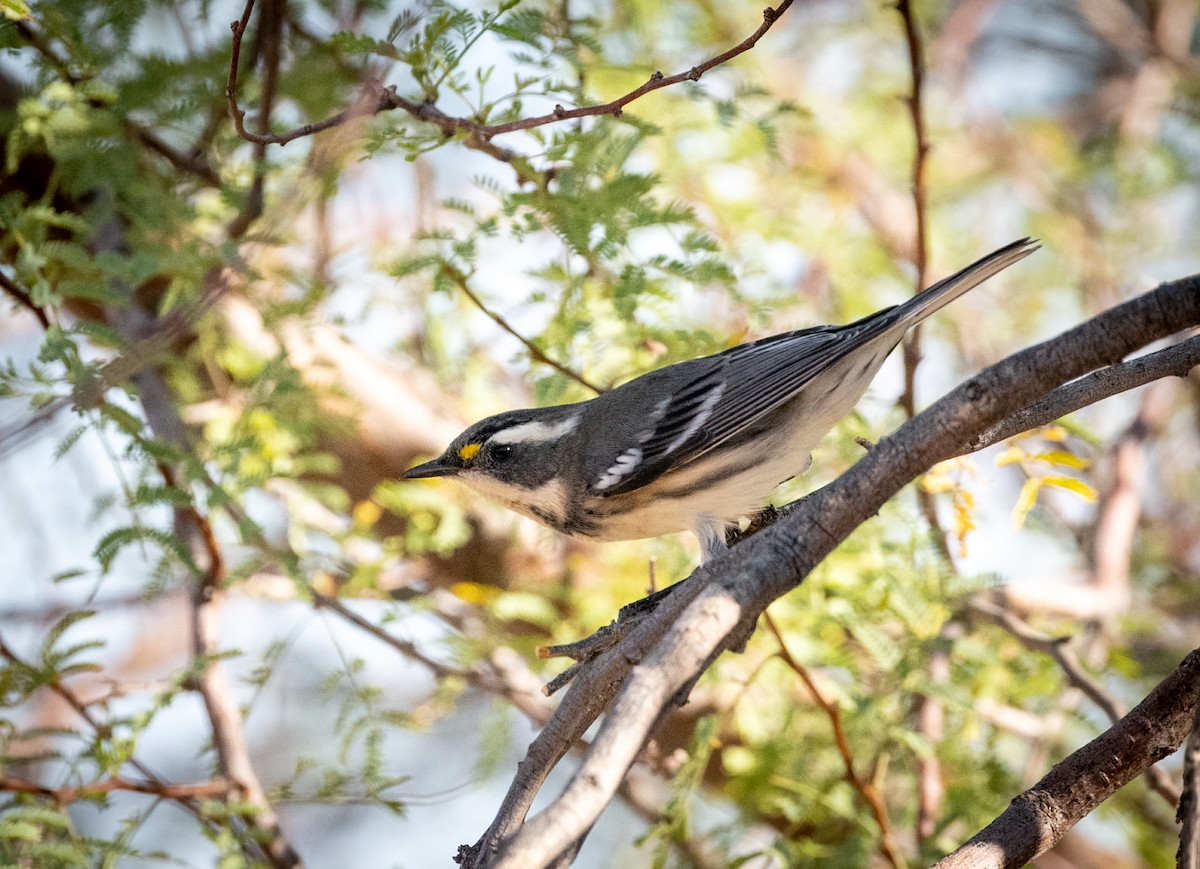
462,273,1200,868
934,648,1200,869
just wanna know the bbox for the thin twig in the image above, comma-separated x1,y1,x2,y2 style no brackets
764,611,907,869
154,461,299,869
0,775,229,803
313,590,558,725
440,263,603,393
125,122,223,187
963,334,1200,454
969,596,1181,807
935,647,1200,869
896,0,930,424
0,631,250,846
0,272,51,329
877,9,954,833
226,0,285,238
226,3,793,149
0,635,168,788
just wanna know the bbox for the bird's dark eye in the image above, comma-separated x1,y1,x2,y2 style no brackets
491,444,514,462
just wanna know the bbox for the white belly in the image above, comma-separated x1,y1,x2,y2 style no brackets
589,430,806,540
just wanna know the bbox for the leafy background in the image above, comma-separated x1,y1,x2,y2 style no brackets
1,0,1198,866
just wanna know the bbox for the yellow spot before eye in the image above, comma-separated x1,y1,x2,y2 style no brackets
459,443,481,461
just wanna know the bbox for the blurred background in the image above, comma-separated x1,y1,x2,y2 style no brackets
1,0,1199,866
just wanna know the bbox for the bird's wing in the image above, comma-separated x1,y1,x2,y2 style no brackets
589,238,1038,497
589,317,894,496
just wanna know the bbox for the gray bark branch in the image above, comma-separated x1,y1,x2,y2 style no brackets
462,273,1200,868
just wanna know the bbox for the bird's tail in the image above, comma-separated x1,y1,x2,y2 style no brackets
891,237,1039,332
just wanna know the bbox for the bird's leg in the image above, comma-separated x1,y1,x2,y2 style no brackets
696,516,729,562
537,519,736,693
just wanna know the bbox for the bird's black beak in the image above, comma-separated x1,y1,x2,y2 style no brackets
401,456,459,480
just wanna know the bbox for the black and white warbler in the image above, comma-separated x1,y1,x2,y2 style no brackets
404,239,1038,559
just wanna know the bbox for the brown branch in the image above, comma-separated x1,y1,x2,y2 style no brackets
311,591,556,726
0,774,229,804
915,643,950,844
0,271,51,329
0,635,170,789
1090,383,1171,608
226,0,285,237
934,648,1200,869
227,0,390,150
890,59,955,854
969,599,1120,729
226,3,792,151
967,597,1181,807
764,612,906,869
896,0,931,423
156,460,299,868
0,629,244,846
440,263,603,394
890,44,955,857
466,2,793,137
89,204,298,866
125,122,223,187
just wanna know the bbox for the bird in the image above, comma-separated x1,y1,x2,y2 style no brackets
403,238,1038,560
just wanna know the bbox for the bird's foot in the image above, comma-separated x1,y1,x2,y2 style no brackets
536,580,688,696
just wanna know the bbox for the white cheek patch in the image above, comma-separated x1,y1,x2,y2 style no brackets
594,447,643,491
491,415,579,445
459,473,568,524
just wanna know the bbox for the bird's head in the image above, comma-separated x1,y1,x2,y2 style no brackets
401,405,584,527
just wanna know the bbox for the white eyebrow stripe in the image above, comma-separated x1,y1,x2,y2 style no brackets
491,415,580,445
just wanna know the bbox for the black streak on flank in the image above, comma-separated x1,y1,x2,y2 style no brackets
654,451,766,501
